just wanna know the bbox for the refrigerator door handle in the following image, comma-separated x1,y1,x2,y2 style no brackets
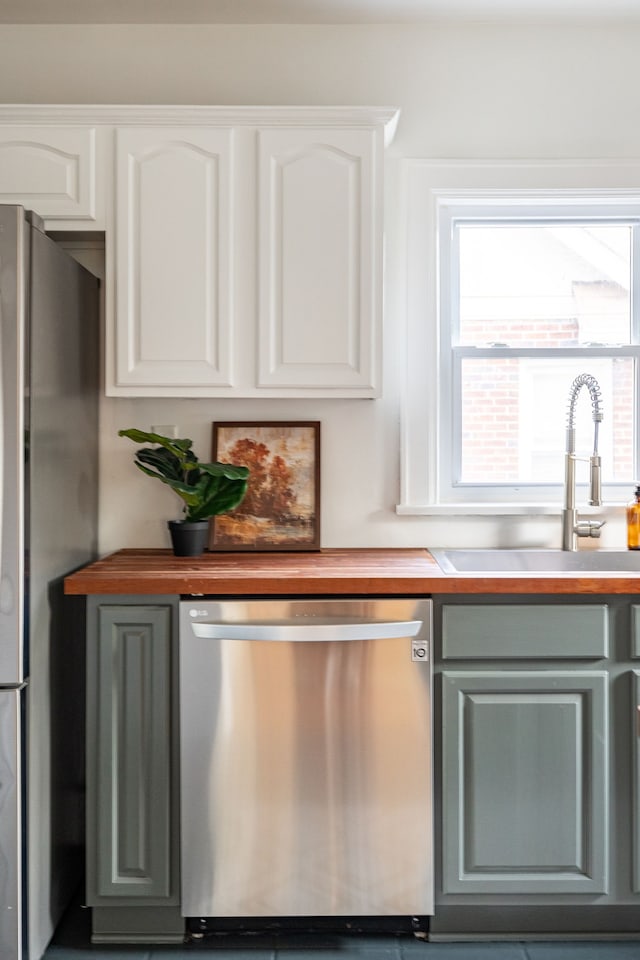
190,619,423,642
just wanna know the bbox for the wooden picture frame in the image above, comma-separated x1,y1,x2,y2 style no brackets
209,421,321,551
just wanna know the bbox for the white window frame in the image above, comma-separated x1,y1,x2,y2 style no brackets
396,159,640,517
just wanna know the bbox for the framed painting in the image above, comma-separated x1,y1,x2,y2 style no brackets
210,421,321,551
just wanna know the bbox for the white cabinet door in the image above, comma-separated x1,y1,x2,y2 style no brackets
111,127,233,394
257,126,382,395
0,126,97,220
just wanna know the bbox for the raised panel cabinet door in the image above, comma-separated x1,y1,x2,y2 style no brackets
0,126,96,219
633,670,640,893
441,670,608,895
86,602,177,903
112,127,232,393
257,126,383,395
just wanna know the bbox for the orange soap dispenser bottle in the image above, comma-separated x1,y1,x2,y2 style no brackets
627,485,640,550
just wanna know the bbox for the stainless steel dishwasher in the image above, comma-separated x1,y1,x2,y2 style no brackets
179,597,433,926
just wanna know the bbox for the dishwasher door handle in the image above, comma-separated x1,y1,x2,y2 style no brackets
189,619,423,642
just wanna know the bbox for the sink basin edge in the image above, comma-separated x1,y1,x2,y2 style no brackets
430,548,640,574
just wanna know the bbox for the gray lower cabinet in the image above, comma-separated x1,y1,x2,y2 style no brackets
441,669,608,895
431,596,640,939
632,605,640,896
85,596,183,944
633,669,640,895
82,592,640,941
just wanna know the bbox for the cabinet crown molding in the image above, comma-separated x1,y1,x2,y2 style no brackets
0,104,400,143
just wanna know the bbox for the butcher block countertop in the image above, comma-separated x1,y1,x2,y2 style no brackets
63,547,640,596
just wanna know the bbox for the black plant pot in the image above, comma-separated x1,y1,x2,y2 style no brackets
167,520,210,557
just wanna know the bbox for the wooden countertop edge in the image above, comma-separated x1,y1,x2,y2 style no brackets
63,548,640,596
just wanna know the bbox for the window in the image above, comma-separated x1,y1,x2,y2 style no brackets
444,215,638,500
398,161,640,515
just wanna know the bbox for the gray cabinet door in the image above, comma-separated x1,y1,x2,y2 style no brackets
86,599,178,904
442,669,608,895
633,670,640,894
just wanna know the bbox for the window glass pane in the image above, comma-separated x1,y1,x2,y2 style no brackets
459,356,633,484
458,225,631,347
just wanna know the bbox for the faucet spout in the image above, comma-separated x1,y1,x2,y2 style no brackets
562,373,605,551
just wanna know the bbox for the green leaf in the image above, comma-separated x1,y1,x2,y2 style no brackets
198,462,250,480
119,428,193,455
135,447,184,481
188,475,249,521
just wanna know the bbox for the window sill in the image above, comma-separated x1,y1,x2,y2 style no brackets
396,502,625,517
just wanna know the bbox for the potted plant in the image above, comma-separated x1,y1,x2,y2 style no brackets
119,428,249,556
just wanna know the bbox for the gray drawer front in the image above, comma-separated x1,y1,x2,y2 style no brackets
441,604,608,659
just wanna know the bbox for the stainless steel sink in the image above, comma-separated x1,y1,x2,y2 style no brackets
430,548,640,574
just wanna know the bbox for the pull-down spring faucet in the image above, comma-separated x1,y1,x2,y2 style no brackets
562,373,606,551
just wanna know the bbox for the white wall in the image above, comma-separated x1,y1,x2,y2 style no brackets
1,21,637,552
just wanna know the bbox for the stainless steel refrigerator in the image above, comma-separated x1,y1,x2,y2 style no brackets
0,205,99,960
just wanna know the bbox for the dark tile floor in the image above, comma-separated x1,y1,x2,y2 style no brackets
43,901,640,960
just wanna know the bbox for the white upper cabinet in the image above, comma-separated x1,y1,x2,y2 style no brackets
257,127,379,393
109,107,397,398
0,124,98,222
113,127,233,392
